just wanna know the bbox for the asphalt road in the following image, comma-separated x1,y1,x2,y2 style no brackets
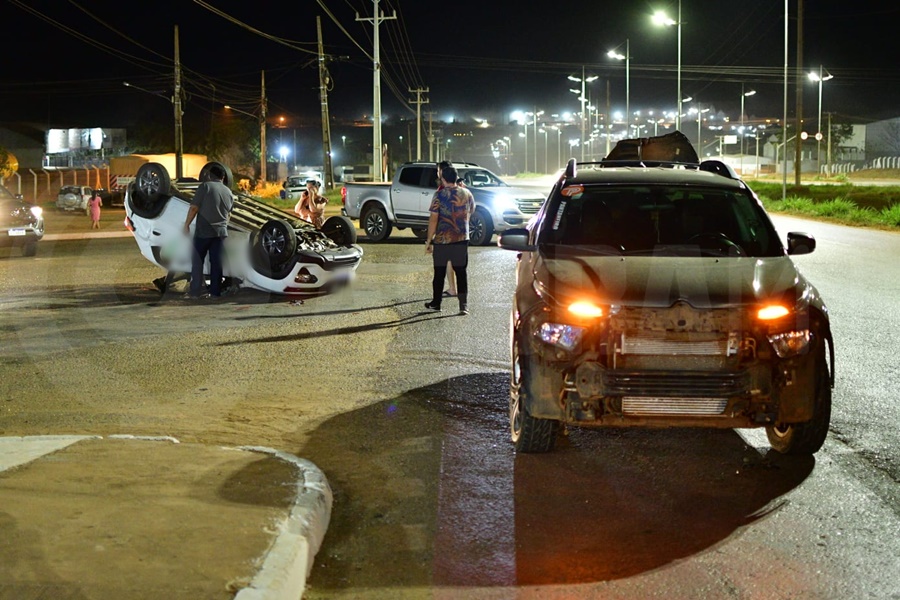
1,214,898,599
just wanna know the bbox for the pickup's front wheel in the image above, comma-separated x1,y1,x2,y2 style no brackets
469,208,494,246
362,206,392,242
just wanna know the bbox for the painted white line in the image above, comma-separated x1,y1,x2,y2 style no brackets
0,435,99,471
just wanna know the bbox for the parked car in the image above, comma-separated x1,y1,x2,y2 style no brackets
342,161,546,245
125,161,363,296
56,185,93,212
0,184,44,256
499,131,834,456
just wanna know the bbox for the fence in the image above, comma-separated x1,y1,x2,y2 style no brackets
824,157,900,175
1,166,111,204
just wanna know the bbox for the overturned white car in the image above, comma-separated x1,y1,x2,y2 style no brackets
125,161,363,295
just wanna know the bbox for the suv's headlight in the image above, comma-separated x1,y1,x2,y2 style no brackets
539,322,585,352
30,206,43,218
767,329,811,358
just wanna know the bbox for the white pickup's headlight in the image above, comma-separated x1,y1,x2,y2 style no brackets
492,194,517,211
539,322,585,352
767,329,811,358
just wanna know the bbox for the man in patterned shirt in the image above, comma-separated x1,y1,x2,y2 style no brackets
424,165,475,315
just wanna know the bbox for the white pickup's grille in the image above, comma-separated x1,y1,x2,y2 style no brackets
622,396,728,416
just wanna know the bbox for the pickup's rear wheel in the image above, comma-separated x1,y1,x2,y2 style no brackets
362,206,392,242
469,207,494,246
321,215,358,247
129,162,172,219
511,335,558,453
766,342,832,455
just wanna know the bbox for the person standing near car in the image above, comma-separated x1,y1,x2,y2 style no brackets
294,178,327,228
88,189,102,229
182,164,233,299
425,165,474,315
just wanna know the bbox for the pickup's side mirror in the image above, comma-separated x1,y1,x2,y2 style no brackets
498,228,535,252
786,232,816,255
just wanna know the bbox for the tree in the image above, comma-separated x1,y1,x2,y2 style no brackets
0,147,18,179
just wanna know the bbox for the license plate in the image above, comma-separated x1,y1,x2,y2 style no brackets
8,229,25,236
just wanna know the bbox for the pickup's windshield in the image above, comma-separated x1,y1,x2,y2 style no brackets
538,185,783,258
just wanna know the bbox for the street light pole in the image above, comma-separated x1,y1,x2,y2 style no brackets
653,2,682,130
740,84,756,175
808,65,833,175
568,68,598,161
607,38,630,140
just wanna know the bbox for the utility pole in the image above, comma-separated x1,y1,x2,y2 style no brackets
357,1,396,182
425,111,436,162
793,0,804,185
408,87,429,160
260,71,267,182
317,17,334,190
173,26,184,180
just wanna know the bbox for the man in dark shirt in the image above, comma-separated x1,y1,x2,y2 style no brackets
182,164,234,298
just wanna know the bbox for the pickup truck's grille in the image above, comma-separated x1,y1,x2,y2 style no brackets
516,199,544,214
604,370,750,397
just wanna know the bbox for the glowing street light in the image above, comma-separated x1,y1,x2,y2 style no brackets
652,1,682,130
607,39,630,138
808,65,833,174
568,68,598,160
740,85,757,175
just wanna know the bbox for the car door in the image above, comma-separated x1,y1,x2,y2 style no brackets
392,166,436,221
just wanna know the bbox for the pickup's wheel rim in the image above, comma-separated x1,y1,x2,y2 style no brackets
470,214,486,245
365,212,385,238
510,338,524,439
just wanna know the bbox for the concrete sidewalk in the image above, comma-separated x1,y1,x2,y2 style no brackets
0,435,331,600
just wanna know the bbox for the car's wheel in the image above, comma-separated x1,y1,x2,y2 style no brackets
766,342,832,455
321,215,358,246
510,335,559,453
22,242,37,257
254,219,297,269
412,227,428,240
362,205,392,242
130,162,172,219
199,161,234,189
469,208,494,246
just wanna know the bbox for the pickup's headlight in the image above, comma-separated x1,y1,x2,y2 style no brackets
491,193,517,211
30,206,43,218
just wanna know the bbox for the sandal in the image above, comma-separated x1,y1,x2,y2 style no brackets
442,290,457,297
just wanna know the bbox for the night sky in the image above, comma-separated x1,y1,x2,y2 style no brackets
2,0,899,131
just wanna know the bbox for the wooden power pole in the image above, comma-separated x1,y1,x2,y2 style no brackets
260,71,267,182
317,17,335,190
173,26,184,179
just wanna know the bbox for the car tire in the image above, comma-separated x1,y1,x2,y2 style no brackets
412,227,428,240
362,205,392,242
22,242,37,257
253,219,297,272
766,341,832,455
469,207,494,246
130,162,172,219
510,335,559,453
321,215,358,247
199,161,234,189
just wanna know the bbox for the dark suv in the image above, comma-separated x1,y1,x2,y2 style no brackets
499,132,834,455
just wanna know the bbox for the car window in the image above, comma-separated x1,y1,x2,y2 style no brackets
60,186,79,194
538,185,783,257
461,169,505,187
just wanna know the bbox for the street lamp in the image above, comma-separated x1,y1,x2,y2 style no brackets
808,65,833,174
527,109,544,172
652,1,682,130
607,39,630,137
568,68,598,160
740,84,756,175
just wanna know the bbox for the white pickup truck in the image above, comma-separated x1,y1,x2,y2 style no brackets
341,161,546,245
